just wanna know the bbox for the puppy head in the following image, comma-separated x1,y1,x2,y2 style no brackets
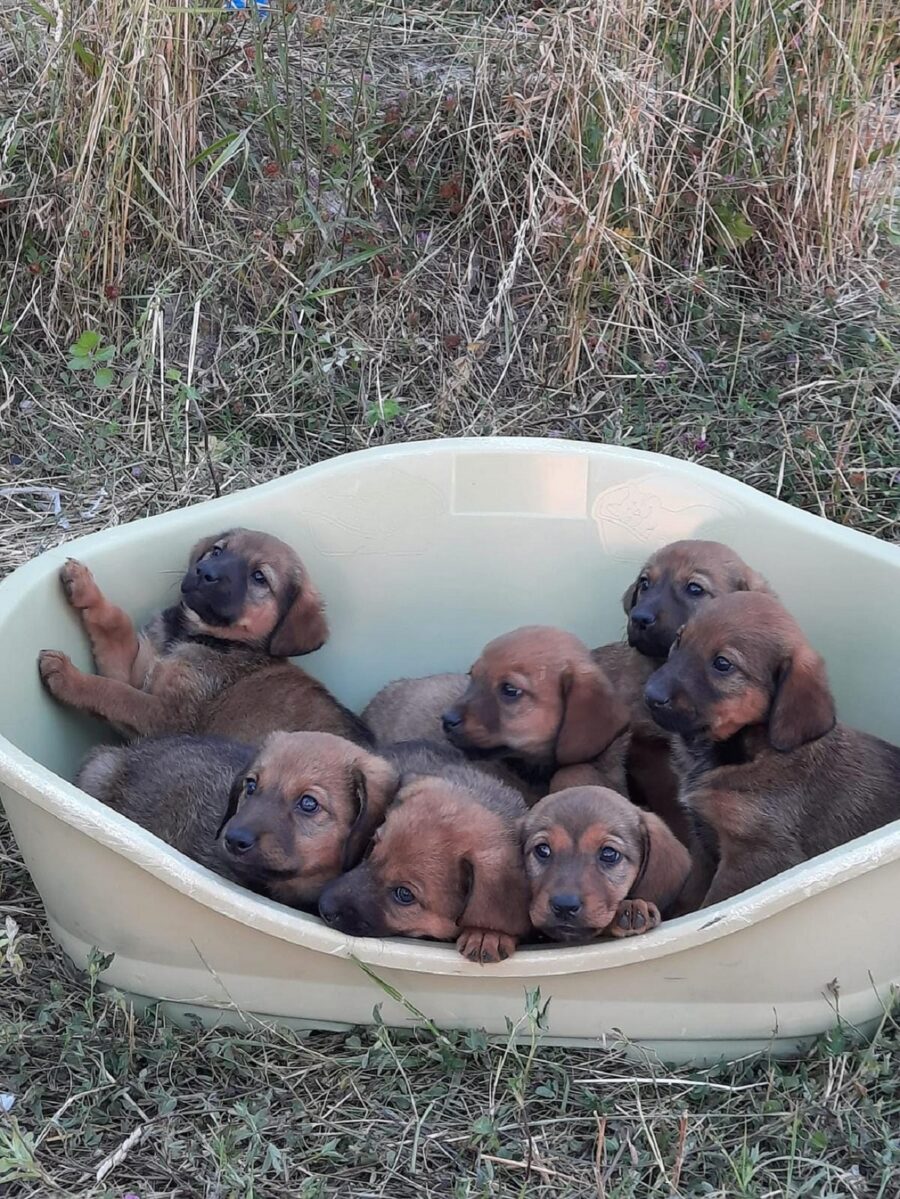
441,626,629,768
318,778,531,943
180,528,328,656
216,731,399,907
643,592,835,751
622,539,770,660
521,787,690,941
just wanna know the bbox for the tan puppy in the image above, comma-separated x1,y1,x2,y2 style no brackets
318,767,530,963
521,787,692,942
645,592,900,906
363,671,544,802
364,634,681,831
39,528,371,746
622,538,771,662
604,539,773,848
442,626,630,797
78,731,397,907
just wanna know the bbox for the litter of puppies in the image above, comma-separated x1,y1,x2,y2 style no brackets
39,529,900,963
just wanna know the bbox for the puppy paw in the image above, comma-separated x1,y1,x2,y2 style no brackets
60,559,101,610
456,928,516,964
38,650,78,697
608,898,661,938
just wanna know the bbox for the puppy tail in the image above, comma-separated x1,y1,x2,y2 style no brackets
76,745,126,802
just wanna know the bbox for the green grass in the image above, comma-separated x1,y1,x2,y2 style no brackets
1,0,900,1193
1,855,898,1197
1,0,898,556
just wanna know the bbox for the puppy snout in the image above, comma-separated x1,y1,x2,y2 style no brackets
441,709,463,733
318,887,363,933
223,826,256,855
630,607,656,631
549,893,582,919
644,676,671,710
198,562,221,584
317,889,344,926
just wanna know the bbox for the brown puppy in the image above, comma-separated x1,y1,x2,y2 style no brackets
78,731,397,907
364,640,686,837
442,626,630,798
362,673,544,802
38,528,372,746
622,538,771,662
605,539,771,849
318,766,530,963
521,786,692,941
644,592,900,906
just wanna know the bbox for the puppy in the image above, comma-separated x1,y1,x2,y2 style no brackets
622,538,771,662
363,672,545,802
78,730,398,907
39,528,372,746
604,539,772,848
364,633,685,837
318,764,530,963
644,592,900,906
521,786,692,942
364,673,468,746
442,626,630,798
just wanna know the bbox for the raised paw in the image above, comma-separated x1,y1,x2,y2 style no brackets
456,928,517,965
60,559,102,610
608,898,661,939
38,649,79,698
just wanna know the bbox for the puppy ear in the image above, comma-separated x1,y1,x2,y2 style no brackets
631,812,692,914
733,565,773,595
455,833,531,939
341,755,400,870
188,531,230,570
621,577,640,615
268,578,329,657
215,770,247,840
768,646,835,752
555,664,629,765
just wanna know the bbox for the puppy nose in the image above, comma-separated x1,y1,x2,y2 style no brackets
630,608,656,631
441,709,463,732
224,826,256,855
318,890,345,927
197,562,221,584
644,677,671,710
550,894,582,918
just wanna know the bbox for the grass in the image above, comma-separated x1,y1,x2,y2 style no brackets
1,874,898,1197
1,0,900,1193
1,0,898,557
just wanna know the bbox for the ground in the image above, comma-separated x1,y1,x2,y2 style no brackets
1,0,899,1194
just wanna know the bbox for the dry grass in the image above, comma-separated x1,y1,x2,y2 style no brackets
2,0,900,1194
1,859,898,1197
1,0,898,554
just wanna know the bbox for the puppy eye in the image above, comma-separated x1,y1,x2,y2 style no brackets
211,546,223,558
598,846,621,865
712,656,733,674
244,777,257,795
685,581,705,597
296,794,319,814
392,886,415,906
637,575,650,593
533,842,552,861
499,682,523,701
251,569,268,586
